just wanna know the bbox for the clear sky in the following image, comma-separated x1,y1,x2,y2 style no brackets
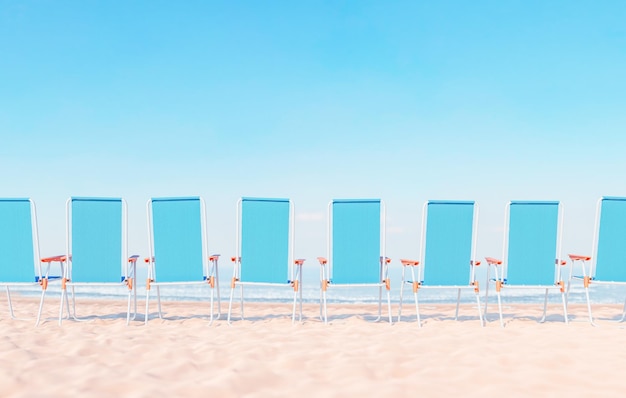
1,1,625,272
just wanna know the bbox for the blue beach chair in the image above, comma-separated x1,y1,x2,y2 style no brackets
567,197,626,325
228,197,304,323
397,200,484,326
0,198,65,326
145,197,220,324
59,197,138,325
318,199,392,324
485,201,568,327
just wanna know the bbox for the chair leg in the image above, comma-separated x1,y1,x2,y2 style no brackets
240,285,244,320
59,288,66,326
126,291,132,326
291,289,297,324
215,266,222,319
561,291,569,324
483,267,491,319
584,286,596,326
144,289,151,325
414,291,421,327
209,284,215,326
156,286,163,319
35,288,46,327
475,292,485,327
497,291,504,328
227,284,235,325
6,287,16,320
386,287,393,324
64,290,71,319
565,275,572,306
322,287,328,324
132,281,138,321
455,289,461,321
299,282,303,322
70,286,78,321
539,289,549,323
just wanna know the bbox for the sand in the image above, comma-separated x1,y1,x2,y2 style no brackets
1,296,626,397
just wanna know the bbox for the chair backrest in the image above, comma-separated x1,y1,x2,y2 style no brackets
150,197,205,283
422,200,476,286
0,198,38,283
239,197,291,284
69,197,124,283
593,197,626,282
330,199,382,284
505,201,560,285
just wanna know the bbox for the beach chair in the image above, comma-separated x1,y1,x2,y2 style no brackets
0,198,66,326
318,199,392,324
228,197,304,323
145,197,220,324
485,201,568,327
567,197,626,325
397,200,484,326
59,197,138,325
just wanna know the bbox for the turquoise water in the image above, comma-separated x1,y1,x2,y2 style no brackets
9,263,626,305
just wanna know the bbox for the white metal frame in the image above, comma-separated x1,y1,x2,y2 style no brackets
228,198,303,324
319,200,392,324
144,197,220,325
0,199,61,326
484,201,568,327
397,201,484,326
59,197,137,325
566,197,626,326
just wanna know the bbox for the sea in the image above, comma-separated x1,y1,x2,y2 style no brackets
8,262,626,307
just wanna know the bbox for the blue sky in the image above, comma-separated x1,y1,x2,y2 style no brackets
1,1,625,272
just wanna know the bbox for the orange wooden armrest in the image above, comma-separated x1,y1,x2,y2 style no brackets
41,255,67,263
557,259,567,266
400,259,419,266
568,254,591,262
317,257,327,265
485,257,502,265
231,257,240,263
128,255,139,263
381,257,391,264
209,254,220,261
471,260,481,266
294,259,305,265
144,257,154,263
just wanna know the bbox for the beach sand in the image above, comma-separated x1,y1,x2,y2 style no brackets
2,296,626,397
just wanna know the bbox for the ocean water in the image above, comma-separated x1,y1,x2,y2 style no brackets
8,263,626,306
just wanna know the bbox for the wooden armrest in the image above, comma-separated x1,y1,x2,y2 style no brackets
41,255,67,263
485,257,502,265
568,254,591,262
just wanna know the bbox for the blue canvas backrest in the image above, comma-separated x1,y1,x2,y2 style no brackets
331,199,381,284
423,201,475,286
594,197,626,282
71,197,123,283
0,198,36,283
506,201,560,285
151,197,204,283
240,198,290,284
